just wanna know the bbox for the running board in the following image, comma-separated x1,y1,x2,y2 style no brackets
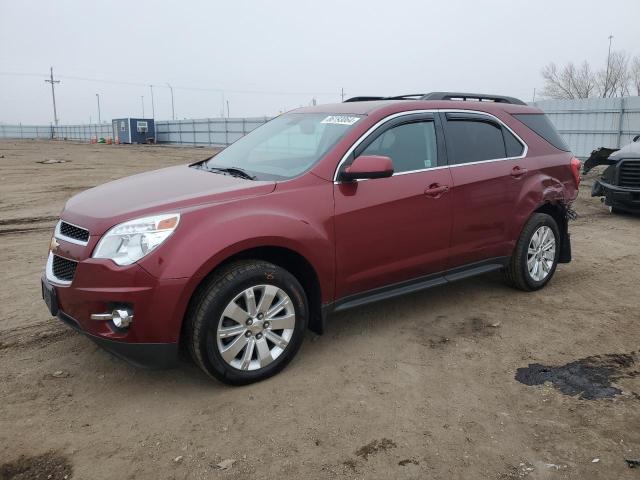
332,258,508,313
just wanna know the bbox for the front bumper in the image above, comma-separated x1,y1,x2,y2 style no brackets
593,179,640,213
57,309,178,368
42,253,189,368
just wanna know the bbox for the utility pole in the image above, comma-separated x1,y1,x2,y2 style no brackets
341,87,345,102
226,100,230,118
95,93,102,124
44,67,60,126
605,34,614,97
149,85,155,119
166,83,175,120
141,96,145,117
532,87,536,102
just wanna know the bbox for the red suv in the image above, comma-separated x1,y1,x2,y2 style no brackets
42,92,580,384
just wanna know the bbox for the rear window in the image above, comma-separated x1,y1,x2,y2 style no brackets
513,113,570,151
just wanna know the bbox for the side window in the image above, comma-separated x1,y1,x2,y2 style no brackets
503,127,525,157
360,121,437,173
445,119,506,164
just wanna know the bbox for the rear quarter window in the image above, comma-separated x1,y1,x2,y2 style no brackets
513,113,570,151
503,127,525,157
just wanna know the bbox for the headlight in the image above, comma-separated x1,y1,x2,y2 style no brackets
93,213,180,265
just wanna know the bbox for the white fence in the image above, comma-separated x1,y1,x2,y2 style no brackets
2,97,640,156
532,97,640,159
156,118,269,146
0,118,269,146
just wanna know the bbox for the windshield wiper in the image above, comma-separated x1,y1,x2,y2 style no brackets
204,165,256,180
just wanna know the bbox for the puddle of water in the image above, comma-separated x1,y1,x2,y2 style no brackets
515,352,638,400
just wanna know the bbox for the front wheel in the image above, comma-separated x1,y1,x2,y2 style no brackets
504,213,560,291
187,261,308,385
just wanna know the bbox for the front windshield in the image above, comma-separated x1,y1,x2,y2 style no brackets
200,112,363,180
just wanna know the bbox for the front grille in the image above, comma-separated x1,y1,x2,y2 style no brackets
619,160,640,188
52,255,78,282
59,221,89,243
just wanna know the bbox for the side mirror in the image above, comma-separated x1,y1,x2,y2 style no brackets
339,155,394,181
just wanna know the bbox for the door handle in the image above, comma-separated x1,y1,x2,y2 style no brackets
510,166,528,177
424,184,449,197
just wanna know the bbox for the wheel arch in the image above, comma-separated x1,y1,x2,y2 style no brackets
528,201,571,263
180,245,326,347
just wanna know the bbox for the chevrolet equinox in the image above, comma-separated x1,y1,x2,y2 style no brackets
42,92,581,384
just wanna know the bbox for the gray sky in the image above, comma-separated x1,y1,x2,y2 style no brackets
1,0,639,124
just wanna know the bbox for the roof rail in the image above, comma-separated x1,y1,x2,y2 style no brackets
343,92,527,106
385,94,426,100
421,92,527,105
343,96,386,102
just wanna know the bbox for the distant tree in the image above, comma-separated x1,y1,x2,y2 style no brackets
631,56,640,96
541,61,597,99
541,50,638,99
598,50,630,98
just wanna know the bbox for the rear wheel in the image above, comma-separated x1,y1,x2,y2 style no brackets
504,213,560,291
187,261,308,385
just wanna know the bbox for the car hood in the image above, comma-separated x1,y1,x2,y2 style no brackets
61,164,276,234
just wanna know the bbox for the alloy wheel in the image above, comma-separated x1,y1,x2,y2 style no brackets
526,226,556,282
216,285,296,371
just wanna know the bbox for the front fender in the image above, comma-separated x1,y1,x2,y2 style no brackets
143,206,332,280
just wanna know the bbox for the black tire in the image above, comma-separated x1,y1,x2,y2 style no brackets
187,260,308,385
504,213,560,292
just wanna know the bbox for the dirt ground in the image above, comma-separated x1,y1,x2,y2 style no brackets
1,139,639,480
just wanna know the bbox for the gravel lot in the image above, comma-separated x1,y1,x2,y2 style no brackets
1,139,639,480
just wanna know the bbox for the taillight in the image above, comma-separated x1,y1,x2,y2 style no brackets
570,157,581,188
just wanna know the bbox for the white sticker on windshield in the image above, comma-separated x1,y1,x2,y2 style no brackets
320,115,360,126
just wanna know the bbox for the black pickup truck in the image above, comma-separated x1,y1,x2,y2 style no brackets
584,135,640,214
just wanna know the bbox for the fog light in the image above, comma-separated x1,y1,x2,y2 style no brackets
112,309,133,328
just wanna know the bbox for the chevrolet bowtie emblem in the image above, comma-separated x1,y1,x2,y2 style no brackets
50,237,60,252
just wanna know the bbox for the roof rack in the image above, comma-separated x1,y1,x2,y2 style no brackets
343,91,526,106
422,92,527,105
343,96,387,102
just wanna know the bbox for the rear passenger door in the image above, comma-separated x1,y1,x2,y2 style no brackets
441,112,526,268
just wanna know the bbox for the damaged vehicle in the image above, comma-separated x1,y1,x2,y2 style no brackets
584,135,640,214
42,92,580,385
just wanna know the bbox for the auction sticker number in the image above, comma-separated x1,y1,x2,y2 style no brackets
320,115,360,126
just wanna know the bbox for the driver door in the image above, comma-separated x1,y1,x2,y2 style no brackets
333,113,453,299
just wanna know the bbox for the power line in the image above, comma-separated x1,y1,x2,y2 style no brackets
1,70,336,96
